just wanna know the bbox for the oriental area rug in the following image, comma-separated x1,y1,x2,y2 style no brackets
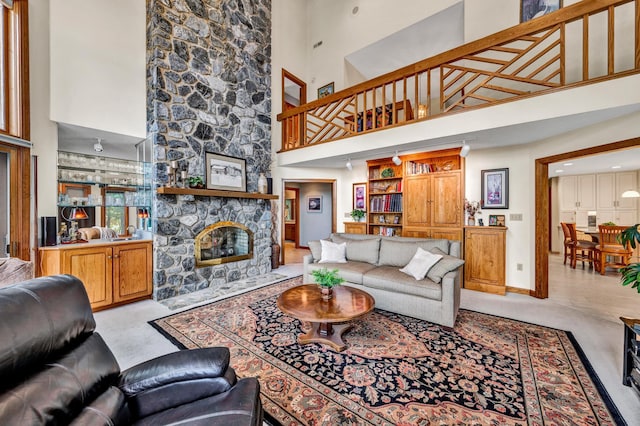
150,276,624,426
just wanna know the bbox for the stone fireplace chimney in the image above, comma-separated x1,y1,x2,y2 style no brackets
147,0,272,300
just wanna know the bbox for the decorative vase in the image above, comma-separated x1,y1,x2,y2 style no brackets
320,286,333,301
258,173,268,194
468,215,475,226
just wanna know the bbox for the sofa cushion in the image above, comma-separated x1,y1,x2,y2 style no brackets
399,247,443,280
363,266,442,300
319,240,347,263
427,247,465,284
306,261,376,285
378,239,449,267
307,240,323,263
331,235,380,264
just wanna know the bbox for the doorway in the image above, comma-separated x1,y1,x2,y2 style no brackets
535,137,640,298
281,179,337,265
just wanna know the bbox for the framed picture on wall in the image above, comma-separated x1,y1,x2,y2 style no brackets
352,182,366,211
520,0,562,23
481,168,509,209
307,195,322,213
318,82,334,99
205,152,246,192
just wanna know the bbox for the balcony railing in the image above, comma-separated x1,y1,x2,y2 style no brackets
277,0,640,152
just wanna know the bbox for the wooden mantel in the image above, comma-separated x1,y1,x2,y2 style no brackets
157,186,279,200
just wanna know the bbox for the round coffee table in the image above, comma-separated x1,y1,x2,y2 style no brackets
276,284,375,351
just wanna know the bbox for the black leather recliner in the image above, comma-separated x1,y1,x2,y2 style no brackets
0,274,263,425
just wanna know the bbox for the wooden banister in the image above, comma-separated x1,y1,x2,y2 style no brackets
277,0,639,151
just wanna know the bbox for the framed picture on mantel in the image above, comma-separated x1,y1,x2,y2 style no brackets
205,152,246,192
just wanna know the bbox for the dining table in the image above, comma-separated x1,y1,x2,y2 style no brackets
576,227,600,243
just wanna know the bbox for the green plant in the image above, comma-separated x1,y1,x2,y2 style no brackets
350,209,365,221
381,167,394,178
602,221,616,226
619,224,640,293
188,176,204,188
311,268,344,288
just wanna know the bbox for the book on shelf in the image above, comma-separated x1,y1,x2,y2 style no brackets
369,194,402,212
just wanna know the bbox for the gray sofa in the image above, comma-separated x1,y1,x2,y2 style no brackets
303,233,464,327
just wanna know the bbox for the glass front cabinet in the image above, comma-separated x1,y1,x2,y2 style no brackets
57,151,152,237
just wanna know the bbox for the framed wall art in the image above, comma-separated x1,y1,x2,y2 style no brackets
307,195,322,213
481,168,509,209
352,182,366,211
205,152,246,192
521,0,562,23
318,82,334,99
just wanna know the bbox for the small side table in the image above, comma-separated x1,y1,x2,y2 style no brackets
621,316,640,397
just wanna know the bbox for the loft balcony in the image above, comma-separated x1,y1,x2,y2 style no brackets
276,0,640,164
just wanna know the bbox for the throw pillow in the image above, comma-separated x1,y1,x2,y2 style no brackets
308,240,323,262
319,240,347,263
399,247,443,280
426,247,465,283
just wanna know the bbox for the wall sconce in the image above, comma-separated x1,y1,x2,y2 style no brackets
459,141,470,157
392,151,401,166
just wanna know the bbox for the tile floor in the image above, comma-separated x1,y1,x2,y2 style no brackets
95,255,640,423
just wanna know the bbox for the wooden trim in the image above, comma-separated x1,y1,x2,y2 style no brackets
534,137,640,299
506,286,530,295
0,142,29,260
636,0,640,69
157,186,279,199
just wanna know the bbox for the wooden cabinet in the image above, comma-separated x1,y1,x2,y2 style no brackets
40,240,152,311
621,317,640,398
344,222,366,234
464,226,507,295
366,148,464,239
284,222,296,241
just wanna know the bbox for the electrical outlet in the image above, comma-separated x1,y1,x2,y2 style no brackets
516,263,523,271
510,213,523,221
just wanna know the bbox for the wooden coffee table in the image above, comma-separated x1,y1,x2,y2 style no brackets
276,284,375,351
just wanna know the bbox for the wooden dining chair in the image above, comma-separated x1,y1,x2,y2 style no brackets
595,225,633,275
566,223,597,269
560,222,574,266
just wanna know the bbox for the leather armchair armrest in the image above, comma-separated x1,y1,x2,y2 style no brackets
119,347,238,419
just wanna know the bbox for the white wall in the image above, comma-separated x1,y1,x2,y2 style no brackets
297,182,333,245
49,0,146,138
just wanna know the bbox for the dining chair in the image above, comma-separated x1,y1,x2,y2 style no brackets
566,223,597,269
595,225,633,275
560,222,574,266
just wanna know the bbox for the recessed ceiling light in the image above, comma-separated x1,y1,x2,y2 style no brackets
563,162,573,166
612,165,622,169
555,169,564,173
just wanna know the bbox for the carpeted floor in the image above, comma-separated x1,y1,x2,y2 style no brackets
150,276,625,426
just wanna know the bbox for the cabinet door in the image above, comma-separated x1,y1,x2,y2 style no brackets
404,176,430,228
597,173,616,209
113,242,152,303
617,171,638,210
464,228,506,295
576,174,596,210
615,210,638,226
62,246,113,309
431,172,462,228
430,228,462,242
558,176,578,210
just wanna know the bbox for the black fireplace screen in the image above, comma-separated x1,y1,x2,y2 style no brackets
195,221,253,267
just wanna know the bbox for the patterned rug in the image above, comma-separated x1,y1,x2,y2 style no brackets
150,276,625,426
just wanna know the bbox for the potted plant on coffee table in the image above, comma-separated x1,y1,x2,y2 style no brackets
311,268,344,301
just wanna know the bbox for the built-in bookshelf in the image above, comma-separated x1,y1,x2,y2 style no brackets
366,149,464,239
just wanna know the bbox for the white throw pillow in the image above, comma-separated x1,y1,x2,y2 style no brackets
399,247,443,280
319,240,347,263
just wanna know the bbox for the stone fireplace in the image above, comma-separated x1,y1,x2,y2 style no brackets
195,221,253,267
147,0,273,300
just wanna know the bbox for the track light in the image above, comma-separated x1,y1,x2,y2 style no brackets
346,158,353,171
459,141,470,157
392,151,401,166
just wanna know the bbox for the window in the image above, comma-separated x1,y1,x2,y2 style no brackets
102,189,130,236
0,0,29,139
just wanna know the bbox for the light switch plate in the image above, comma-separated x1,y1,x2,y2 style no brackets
510,213,523,221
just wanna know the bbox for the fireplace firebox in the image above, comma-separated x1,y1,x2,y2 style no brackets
195,221,253,267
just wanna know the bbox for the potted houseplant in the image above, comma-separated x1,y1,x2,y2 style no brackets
311,268,345,300
619,224,640,293
187,176,204,189
350,209,366,222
